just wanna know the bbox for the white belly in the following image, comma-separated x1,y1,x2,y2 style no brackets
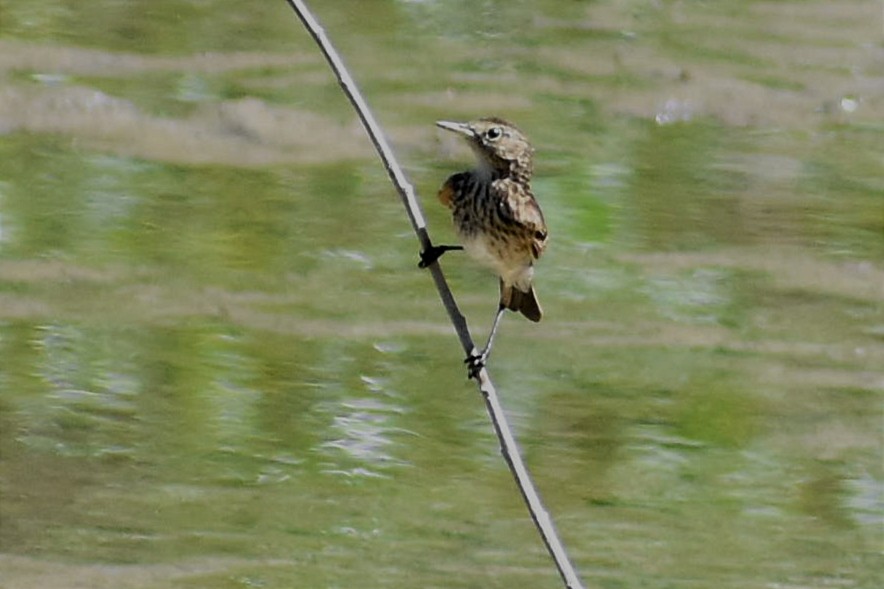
462,234,534,290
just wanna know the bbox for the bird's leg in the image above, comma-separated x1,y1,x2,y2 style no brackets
465,303,506,379
418,244,463,268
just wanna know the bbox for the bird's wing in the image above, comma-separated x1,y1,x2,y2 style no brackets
495,180,548,259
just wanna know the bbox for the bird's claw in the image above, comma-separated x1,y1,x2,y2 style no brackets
464,349,487,380
417,250,435,269
418,244,463,268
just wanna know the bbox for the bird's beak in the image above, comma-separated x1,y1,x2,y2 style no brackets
436,120,475,138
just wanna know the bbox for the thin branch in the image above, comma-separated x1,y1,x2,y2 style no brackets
283,2,586,588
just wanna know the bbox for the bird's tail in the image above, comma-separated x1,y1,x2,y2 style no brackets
500,281,542,322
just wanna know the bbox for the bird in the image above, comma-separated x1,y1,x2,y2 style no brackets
420,117,548,378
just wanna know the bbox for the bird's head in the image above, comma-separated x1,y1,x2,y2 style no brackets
436,117,534,181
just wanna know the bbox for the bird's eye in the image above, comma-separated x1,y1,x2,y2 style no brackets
485,127,502,141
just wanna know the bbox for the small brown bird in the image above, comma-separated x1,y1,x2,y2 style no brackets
421,117,548,376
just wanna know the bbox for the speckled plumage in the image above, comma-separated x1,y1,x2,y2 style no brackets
436,117,547,321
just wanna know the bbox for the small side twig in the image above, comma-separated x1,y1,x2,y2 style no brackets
283,2,586,588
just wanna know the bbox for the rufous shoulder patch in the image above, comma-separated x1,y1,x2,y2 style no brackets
437,179,456,209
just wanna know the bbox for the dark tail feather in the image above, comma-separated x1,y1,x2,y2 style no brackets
500,281,542,322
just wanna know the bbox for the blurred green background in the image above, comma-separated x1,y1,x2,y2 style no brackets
0,1,881,587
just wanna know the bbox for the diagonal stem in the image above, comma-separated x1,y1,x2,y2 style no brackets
283,2,587,588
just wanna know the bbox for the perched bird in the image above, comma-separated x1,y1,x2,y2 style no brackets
421,117,548,377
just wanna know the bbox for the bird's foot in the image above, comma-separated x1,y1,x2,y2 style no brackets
464,348,488,380
418,244,463,268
